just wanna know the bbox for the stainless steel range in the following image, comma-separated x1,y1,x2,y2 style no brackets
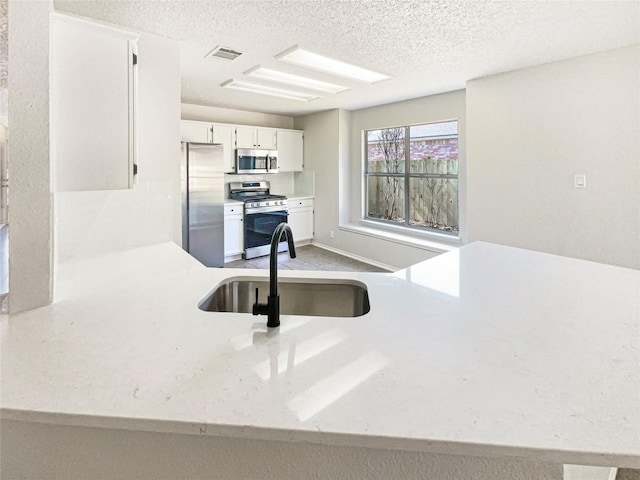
229,181,289,259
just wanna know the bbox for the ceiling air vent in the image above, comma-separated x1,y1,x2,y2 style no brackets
205,46,243,62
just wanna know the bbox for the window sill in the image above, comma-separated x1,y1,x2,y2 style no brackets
339,220,461,254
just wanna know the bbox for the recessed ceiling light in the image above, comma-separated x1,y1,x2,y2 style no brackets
221,80,320,102
276,46,392,84
244,66,349,94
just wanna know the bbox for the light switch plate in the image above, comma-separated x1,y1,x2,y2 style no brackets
574,174,587,189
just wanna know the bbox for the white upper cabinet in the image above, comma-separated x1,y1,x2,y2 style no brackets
277,130,304,172
235,126,277,150
180,120,302,173
180,120,212,144
212,124,235,173
256,128,277,150
234,126,255,149
52,14,139,191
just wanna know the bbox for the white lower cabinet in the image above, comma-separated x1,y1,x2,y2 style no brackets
224,204,244,258
287,198,314,242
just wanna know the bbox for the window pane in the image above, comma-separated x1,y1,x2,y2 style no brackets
409,122,458,174
409,177,458,234
367,176,405,223
366,127,405,173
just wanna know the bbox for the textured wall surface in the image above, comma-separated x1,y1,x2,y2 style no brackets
2,421,563,480
467,46,640,269
55,30,180,262
8,0,53,313
294,109,340,245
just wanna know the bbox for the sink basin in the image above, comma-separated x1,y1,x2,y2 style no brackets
199,277,370,317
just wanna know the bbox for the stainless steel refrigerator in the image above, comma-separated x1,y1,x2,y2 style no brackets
181,142,225,267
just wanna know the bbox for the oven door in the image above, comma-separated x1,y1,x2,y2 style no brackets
243,207,288,259
236,149,269,174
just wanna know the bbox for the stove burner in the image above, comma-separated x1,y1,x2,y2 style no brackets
228,181,287,204
237,194,286,202
228,181,288,211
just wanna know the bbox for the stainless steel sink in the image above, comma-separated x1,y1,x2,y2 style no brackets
199,277,370,317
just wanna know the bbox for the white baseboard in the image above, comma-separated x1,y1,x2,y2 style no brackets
295,239,312,247
312,241,396,272
224,254,242,263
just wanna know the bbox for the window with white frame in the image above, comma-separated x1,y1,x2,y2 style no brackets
364,120,459,235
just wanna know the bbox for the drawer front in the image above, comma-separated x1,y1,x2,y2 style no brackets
288,198,314,210
224,204,243,217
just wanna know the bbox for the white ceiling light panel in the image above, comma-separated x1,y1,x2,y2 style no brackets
276,46,392,84
245,66,349,94
221,80,319,102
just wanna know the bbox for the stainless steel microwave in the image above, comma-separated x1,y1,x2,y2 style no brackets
235,149,278,174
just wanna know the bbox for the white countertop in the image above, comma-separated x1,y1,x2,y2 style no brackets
288,194,314,201
1,242,638,467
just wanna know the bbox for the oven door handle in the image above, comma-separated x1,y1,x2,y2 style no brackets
245,205,288,215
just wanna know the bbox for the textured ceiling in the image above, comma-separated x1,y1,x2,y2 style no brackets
53,0,640,117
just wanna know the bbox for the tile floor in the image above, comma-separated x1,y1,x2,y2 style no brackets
225,244,387,272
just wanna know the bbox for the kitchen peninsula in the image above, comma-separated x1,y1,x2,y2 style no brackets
1,242,638,479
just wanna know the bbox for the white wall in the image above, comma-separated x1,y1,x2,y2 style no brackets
467,46,640,269
8,0,54,313
55,30,181,263
181,103,294,129
294,109,341,245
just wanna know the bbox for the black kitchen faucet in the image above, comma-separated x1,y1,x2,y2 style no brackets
252,222,296,327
